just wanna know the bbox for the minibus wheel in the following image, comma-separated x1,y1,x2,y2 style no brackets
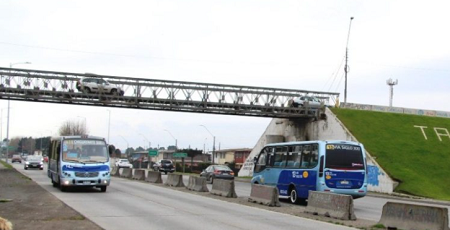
59,177,67,192
289,186,299,204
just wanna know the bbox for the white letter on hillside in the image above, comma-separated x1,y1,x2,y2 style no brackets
434,128,450,142
414,125,428,140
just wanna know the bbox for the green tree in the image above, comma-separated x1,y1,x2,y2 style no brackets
179,148,202,171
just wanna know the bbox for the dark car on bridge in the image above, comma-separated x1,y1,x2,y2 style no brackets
200,165,234,184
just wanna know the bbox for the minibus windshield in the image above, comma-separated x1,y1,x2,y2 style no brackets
325,144,364,170
62,139,108,163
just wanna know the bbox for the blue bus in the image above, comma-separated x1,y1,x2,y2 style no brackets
251,140,367,203
48,135,112,192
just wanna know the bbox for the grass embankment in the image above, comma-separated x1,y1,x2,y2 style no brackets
0,160,13,169
331,108,450,200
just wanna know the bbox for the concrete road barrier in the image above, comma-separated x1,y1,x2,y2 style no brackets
379,202,449,230
145,171,162,183
165,174,184,187
132,169,146,180
210,179,237,198
111,167,120,177
248,184,280,207
120,168,133,179
305,191,356,220
186,176,209,192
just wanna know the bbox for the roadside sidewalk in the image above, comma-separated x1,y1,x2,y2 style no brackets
0,160,103,230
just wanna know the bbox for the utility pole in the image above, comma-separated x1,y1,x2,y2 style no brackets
6,62,31,162
200,125,215,164
344,17,354,104
386,78,398,107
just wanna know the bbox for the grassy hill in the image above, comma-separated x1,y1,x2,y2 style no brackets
331,108,450,200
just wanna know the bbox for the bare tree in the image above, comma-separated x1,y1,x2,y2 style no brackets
58,120,88,136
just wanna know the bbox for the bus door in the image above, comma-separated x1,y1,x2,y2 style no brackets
295,144,319,198
269,146,288,194
253,147,276,186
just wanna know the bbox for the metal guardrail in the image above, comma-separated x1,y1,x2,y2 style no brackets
0,67,339,118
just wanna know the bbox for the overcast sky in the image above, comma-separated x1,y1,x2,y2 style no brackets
1,0,449,151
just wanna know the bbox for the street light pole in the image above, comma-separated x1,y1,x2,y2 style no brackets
6,62,31,162
0,108,4,142
164,129,177,150
200,125,215,164
344,17,354,104
119,135,129,156
139,133,150,149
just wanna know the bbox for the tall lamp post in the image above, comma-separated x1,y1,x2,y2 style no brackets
164,129,177,150
119,135,129,157
200,125,215,164
344,17,354,104
6,62,31,162
139,133,151,149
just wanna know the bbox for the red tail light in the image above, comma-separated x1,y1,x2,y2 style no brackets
230,171,235,176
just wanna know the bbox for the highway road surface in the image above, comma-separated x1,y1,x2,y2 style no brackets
12,164,354,230
12,163,450,229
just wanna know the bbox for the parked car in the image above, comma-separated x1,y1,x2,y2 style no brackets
115,159,132,168
76,77,124,96
11,155,22,163
200,165,234,184
289,95,322,108
153,159,175,174
24,155,44,170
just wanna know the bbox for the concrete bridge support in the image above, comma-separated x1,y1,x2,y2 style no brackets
238,108,396,194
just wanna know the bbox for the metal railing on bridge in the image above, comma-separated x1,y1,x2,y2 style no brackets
0,67,339,118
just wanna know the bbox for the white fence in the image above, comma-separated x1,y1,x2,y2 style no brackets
341,103,450,119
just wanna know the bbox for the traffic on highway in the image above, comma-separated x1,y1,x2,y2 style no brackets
7,159,450,230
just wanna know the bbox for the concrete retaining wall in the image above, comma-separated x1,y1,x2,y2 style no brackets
210,179,237,198
305,191,356,220
132,169,146,180
145,171,162,183
165,174,184,187
379,202,449,230
186,176,209,192
238,108,396,194
120,168,133,179
248,184,280,207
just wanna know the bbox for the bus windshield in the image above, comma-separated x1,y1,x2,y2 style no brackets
325,144,364,170
62,139,108,163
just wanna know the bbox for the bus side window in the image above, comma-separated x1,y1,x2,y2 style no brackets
273,147,287,168
287,146,300,168
300,145,311,168
56,142,61,161
50,141,58,160
309,144,319,168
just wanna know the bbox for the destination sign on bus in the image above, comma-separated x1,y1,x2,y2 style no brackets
326,144,361,151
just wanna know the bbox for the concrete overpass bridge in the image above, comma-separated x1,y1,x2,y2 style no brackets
0,67,338,118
